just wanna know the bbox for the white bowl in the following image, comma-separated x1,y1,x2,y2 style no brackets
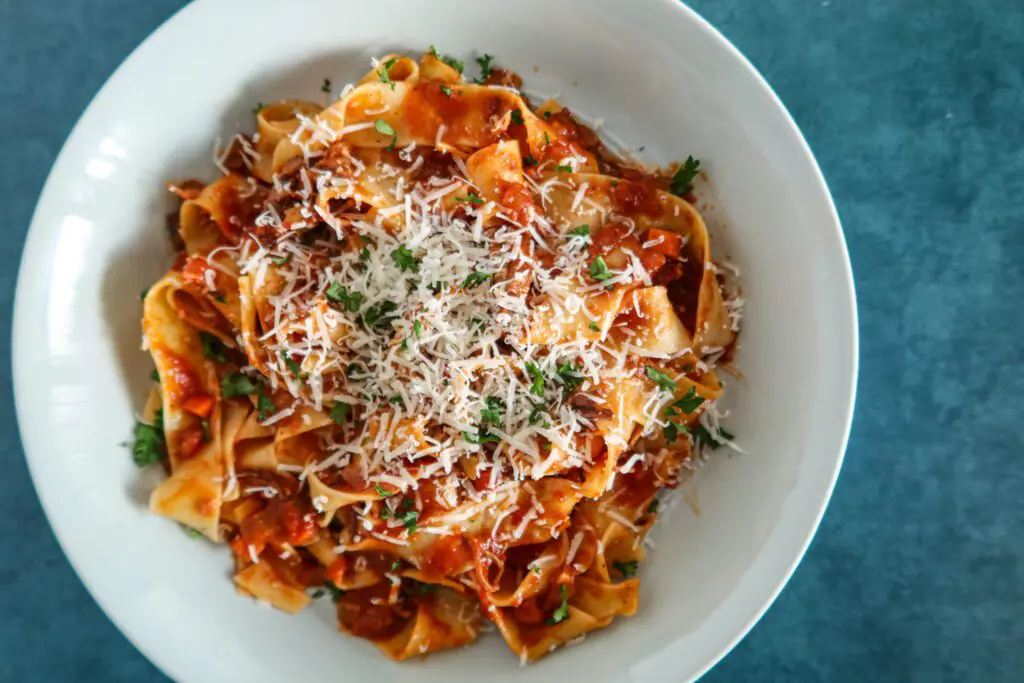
12,0,857,680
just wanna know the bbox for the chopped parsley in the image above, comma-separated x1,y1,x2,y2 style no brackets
132,412,165,467
543,110,553,120
525,362,545,397
567,225,590,239
454,192,485,206
669,155,700,196
220,372,259,398
375,118,395,136
331,402,352,424
588,322,600,332
399,508,419,534
647,499,659,514
510,109,525,125
528,403,548,426
271,255,291,266
555,361,583,394
184,526,203,539
462,429,501,445
346,362,364,378
391,245,420,272
553,164,573,173
150,369,160,383
476,53,495,81
280,351,305,380
429,45,464,73
645,366,677,392
363,300,398,330
480,396,503,426
693,423,733,450
321,78,332,94
391,560,401,571
324,581,344,601
545,585,570,626
663,420,689,444
461,271,493,289
439,84,454,98
613,560,639,578
375,483,393,498
378,56,399,90
256,391,275,421
589,255,613,281
213,294,227,304
252,102,266,116
359,246,371,262
673,386,705,414
140,287,149,300
523,154,538,166
326,282,365,312
413,320,423,338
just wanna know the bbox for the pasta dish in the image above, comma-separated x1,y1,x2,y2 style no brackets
132,49,742,662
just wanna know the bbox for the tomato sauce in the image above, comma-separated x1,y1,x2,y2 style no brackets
239,499,319,557
611,179,663,218
420,535,473,580
337,586,412,642
156,347,204,404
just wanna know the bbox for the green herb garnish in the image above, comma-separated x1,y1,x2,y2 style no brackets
399,508,419,534
326,282,365,312
553,164,573,173
429,45,464,73
221,372,259,398
476,53,494,81
510,109,524,125
324,581,344,601
331,402,352,425
669,155,700,196
589,256,613,281
378,56,399,90
391,245,419,272
567,225,590,239
613,560,639,578
525,362,545,397
256,391,275,421
440,84,453,97
280,351,304,380
461,271,493,289
645,366,676,392
454,192,485,206
545,585,569,625
375,483,393,498
462,429,501,445
131,413,165,467
480,396,503,426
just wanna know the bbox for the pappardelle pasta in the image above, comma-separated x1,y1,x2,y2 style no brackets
133,49,743,663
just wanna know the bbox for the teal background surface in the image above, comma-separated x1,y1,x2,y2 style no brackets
2,1,1022,680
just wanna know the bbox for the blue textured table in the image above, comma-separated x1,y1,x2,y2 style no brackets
3,1,1022,681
